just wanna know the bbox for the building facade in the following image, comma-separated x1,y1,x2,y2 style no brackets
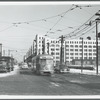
25,34,100,66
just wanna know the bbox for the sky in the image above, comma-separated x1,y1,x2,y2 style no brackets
0,2,100,62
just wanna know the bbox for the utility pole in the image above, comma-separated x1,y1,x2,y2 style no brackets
96,21,99,75
47,42,50,54
43,38,45,54
80,37,83,73
95,11,100,75
3,50,5,56
59,35,65,65
0,44,2,57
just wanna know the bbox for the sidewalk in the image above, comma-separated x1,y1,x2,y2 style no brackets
69,68,100,75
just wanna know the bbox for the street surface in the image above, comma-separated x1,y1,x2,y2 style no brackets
0,65,100,95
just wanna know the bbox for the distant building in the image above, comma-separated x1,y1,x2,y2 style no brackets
25,34,100,66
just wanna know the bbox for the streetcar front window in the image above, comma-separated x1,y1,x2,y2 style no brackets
40,59,46,66
40,59,53,65
46,59,53,65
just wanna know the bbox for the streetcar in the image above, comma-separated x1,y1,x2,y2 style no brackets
32,54,54,75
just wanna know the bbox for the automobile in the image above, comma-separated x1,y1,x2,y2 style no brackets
54,64,70,73
0,61,8,72
21,63,28,69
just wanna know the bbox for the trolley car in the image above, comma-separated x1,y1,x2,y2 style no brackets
32,54,54,75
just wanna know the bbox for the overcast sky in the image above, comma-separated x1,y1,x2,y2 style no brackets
0,2,100,62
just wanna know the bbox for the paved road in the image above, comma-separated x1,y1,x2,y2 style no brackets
0,65,100,95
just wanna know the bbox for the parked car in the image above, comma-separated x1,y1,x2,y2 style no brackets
59,64,70,73
54,64,70,73
0,60,8,72
21,63,28,69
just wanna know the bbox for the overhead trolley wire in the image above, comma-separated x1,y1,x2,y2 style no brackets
64,11,97,38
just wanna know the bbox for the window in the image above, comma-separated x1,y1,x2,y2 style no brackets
70,45,73,47
70,57,73,59
66,49,69,51
93,53,96,55
80,49,82,51
93,49,96,52
56,53,59,55
56,57,59,59
51,44,55,47
88,42,92,44
56,44,59,47
89,57,92,59
84,45,87,48
66,45,69,47
89,46,92,48
66,53,69,55
75,57,78,59
75,53,78,55
89,49,92,52
93,42,95,44
70,49,73,51
79,45,82,47
51,48,54,51
70,53,73,55
89,53,92,55
56,48,59,51
66,57,69,59
84,53,87,55
75,45,78,47
84,49,87,51
75,49,78,51
39,45,41,47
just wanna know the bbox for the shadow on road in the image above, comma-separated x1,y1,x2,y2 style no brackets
19,68,34,75
77,83,100,89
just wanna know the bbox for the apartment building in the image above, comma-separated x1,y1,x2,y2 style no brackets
25,34,100,66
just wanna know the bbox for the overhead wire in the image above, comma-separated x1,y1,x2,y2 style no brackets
64,12,97,38
68,23,96,39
